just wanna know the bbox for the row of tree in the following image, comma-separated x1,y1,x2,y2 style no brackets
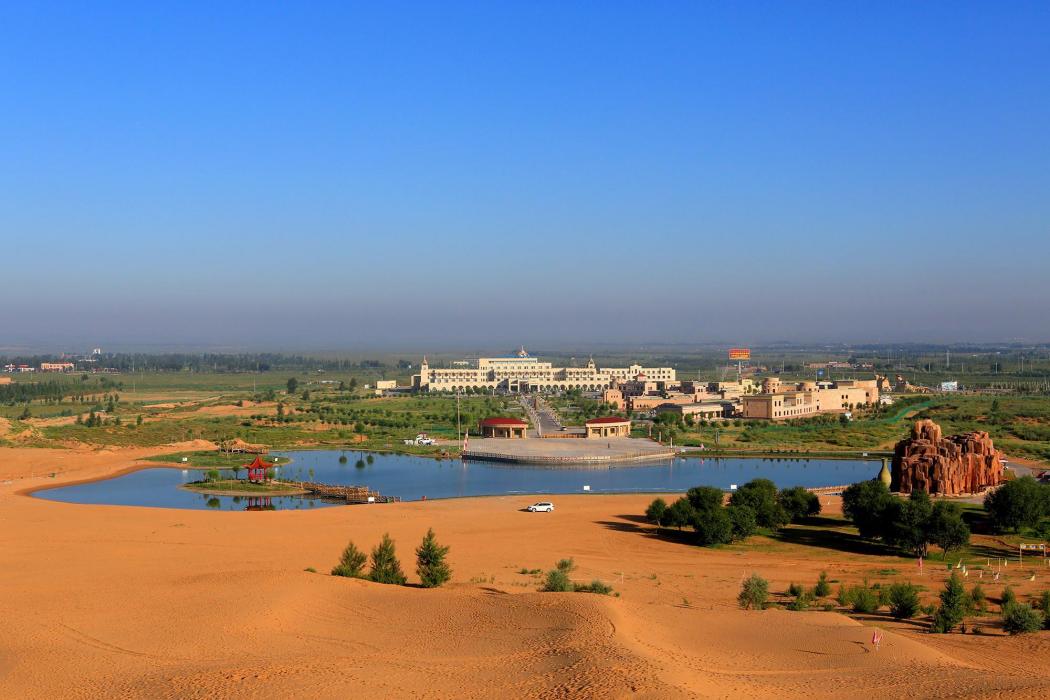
841,480,970,557
331,530,451,588
645,479,820,546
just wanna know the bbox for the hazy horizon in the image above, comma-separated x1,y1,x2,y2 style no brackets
4,3,1049,347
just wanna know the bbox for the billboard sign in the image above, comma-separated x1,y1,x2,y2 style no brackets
728,348,751,360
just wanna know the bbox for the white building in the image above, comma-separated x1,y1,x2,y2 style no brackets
412,347,675,393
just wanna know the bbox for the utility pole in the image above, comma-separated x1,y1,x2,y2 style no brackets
456,390,462,443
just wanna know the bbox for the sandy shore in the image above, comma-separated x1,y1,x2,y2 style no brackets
2,445,1049,699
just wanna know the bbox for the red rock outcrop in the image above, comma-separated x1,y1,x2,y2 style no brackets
891,419,1003,495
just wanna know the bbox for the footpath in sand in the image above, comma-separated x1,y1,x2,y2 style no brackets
1,445,1049,699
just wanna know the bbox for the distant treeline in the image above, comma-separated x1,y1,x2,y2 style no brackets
0,378,120,405
0,353,415,373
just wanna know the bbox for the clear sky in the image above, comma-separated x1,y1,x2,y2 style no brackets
2,2,1048,350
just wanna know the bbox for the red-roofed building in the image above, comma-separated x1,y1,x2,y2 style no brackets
479,417,528,439
584,416,631,438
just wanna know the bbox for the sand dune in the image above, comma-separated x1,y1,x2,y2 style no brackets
1,446,1048,698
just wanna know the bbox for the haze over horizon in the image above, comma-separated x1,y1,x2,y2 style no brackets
3,3,1049,349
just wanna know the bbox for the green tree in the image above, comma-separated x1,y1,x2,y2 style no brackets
777,486,821,522
738,573,768,610
332,540,367,578
660,498,696,530
691,506,733,545
730,479,789,529
18,405,31,420
286,377,299,394
415,528,452,588
686,486,725,512
984,476,1050,532
368,534,407,585
931,572,968,633
645,497,668,524
726,504,757,541
841,479,895,540
887,490,934,558
928,501,970,557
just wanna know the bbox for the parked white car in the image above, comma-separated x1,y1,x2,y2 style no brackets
527,502,554,512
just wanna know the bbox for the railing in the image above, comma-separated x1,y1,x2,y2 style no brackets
280,480,400,503
461,449,674,465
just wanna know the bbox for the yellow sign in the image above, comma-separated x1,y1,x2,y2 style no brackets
728,348,751,360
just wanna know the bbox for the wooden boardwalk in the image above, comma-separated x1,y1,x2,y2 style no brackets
279,481,399,504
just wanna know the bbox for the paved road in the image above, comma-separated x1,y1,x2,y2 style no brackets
520,395,564,436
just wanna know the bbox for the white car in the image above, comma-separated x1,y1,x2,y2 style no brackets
527,502,554,512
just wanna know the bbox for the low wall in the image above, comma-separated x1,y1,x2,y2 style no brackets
462,449,675,465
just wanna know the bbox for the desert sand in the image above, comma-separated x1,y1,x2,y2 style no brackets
2,446,1049,699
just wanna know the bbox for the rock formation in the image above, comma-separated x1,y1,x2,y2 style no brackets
891,419,1004,495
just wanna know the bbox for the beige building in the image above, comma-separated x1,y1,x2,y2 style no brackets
655,402,730,421
584,416,631,438
742,379,879,420
413,348,675,393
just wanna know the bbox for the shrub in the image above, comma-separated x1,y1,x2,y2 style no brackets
579,579,614,595
970,584,987,613
738,573,769,610
787,582,804,597
368,533,407,585
1039,590,1050,630
931,572,968,633
1000,586,1016,612
851,586,879,614
542,558,576,592
331,540,367,578
645,497,668,524
787,590,814,611
887,582,921,619
837,583,852,607
814,571,831,598
1002,603,1043,634
415,528,452,588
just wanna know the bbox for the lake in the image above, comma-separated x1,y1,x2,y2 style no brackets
34,450,879,511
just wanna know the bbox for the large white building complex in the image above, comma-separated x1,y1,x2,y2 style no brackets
412,348,675,393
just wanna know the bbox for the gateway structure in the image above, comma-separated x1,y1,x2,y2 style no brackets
412,348,674,393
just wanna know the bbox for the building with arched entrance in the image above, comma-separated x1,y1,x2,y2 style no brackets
479,417,529,438
584,416,631,438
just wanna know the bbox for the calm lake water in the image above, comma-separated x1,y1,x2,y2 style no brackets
34,450,880,511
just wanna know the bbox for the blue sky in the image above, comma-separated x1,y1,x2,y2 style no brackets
2,2,1048,349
